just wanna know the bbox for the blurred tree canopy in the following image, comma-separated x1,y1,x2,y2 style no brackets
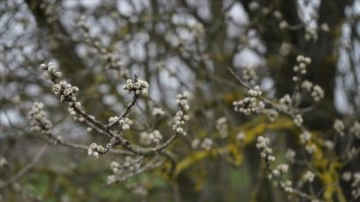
0,0,359,201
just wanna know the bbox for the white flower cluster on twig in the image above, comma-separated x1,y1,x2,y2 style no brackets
191,138,214,150
232,74,264,114
333,119,345,137
201,138,213,150
148,130,163,144
241,65,258,86
140,130,163,145
40,62,61,82
350,121,360,139
28,102,53,133
342,172,360,199
152,107,165,116
41,62,79,104
256,136,275,162
123,78,149,96
285,149,296,163
302,171,315,183
118,117,133,130
87,143,106,159
107,156,163,185
172,92,190,136
256,136,320,201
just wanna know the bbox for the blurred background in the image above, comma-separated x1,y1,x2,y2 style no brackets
0,0,359,201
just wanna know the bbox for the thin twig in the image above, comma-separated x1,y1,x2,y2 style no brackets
44,132,133,155
105,94,139,129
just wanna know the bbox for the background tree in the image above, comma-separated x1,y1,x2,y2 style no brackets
0,0,359,201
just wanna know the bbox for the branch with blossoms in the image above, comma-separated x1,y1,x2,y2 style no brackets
26,62,191,183
230,55,360,201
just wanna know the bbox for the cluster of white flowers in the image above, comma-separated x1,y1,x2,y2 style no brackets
118,117,133,130
342,172,352,181
305,144,316,154
300,131,311,144
265,109,279,122
140,132,151,145
248,86,262,97
200,138,213,150
53,80,80,103
324,140,334,150
257,136,297,194
149,130,163,144
110,161,121,175
172,92,190,136
233,97,265,115
280,180,294,193
191,138,201,149
172,110,189,136
68,107,86,122
191,138,213,150
346,147,358,159
107,157,143,184
139,130,163,145
216,117,228,138
108,116,118,123
87,143,106,159
293,55,311,80
0,157,7,168
320,23,330,32
301,80,313,92
302,171,315,182
256,136,275,161
176,91,190,111
241,65,258,86
279,20,288,29
248,1,259,11
270,164,289,178
342,172,360,199
333,119,345,137
107,175,117,185
279,94,292,111
311,85,325,102
40,63,82,104
132,184,148,197
285,149,296,163
293,55,325,102
305,27,318,42
280,42,291,56
293,114,303,127
122,78,149,96
273,10,282,20
28,102,53,133
350,121,360,139
40,62,62,81
236,132,245,141
39,62,90,125
193,22,205,40
152,107,165,116
123,157,142,172
300,80,324,102
299,131,317,154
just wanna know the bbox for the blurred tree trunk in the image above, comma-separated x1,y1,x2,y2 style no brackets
24,0,87,77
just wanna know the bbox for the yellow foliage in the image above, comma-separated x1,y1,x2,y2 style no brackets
173,116,294,178
308,133,345,201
